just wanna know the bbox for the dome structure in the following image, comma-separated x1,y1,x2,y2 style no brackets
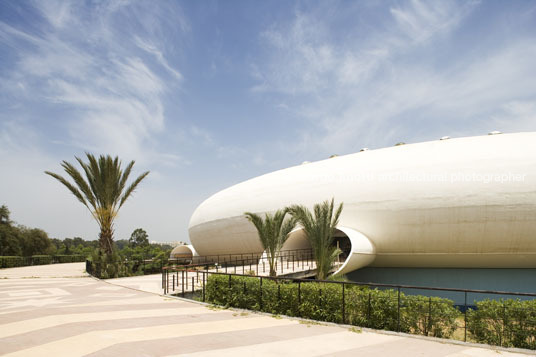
188,132,536,274
169,244,198,263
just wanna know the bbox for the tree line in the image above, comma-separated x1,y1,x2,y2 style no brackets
0,205,172,259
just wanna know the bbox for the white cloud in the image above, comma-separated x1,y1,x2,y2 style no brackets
251,0,536,156
0,1,186,167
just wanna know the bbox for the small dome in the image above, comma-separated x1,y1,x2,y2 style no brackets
440,136,450,140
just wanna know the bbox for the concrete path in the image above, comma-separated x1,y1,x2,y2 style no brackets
0,264,532,356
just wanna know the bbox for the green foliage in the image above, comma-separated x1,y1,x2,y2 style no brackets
288,199,343,280
0,205,11,225
467,299,536,349
86,243,171,279
45,153,149,254
0,254,85,268
129,228,149,247
205,275,460,338
0,256,24,268
30,255,53,265
244,210,296,277
19,227,53,256
54,255,86,263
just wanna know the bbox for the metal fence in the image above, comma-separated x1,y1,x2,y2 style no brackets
162,268,536,349
170,248,313,267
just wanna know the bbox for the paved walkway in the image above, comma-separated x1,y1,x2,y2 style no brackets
0,264,532,356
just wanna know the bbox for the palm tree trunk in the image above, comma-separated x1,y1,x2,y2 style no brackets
99,228,114,255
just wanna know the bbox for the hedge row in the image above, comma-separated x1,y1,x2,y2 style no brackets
468,299,536,349
205,275,460,338
0,255,86,268
86,259,167,279
205,275,536,349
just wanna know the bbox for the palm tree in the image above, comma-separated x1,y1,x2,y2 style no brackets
288,199,343,280
45,153,149,254
244,209,296,277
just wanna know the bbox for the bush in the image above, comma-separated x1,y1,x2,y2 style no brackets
204,274,461,339
467,299,536,349
54,255,86,263
0,256,24,268
31,255,53,265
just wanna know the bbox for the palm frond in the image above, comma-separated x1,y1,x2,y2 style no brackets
119,171,149,208
44,171,90,210
46,153,149,254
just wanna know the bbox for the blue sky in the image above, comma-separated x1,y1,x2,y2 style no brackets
1,0,536,243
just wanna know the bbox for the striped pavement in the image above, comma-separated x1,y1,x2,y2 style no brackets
0,263,531,356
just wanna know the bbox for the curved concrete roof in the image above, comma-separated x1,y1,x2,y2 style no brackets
189,132,536,270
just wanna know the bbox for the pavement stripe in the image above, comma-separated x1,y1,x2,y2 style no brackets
0,302,193,323
0,310,238,354
83,321,347,356
0,306,214,338
2,316,296,357
167,330,401,357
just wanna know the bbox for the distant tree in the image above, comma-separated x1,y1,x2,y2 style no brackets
288,199,343,280
63,238,73,255
115,239,130,250
45,153,149,254
244,209,296,277
129,228,149,247
0,205,11,225
0,205,21,255
0,226,22,256
19,227,52,256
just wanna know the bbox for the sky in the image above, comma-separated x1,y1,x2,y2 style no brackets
1,0,536,244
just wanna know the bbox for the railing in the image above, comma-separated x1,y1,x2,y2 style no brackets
170,248,313,266
162,268,536,349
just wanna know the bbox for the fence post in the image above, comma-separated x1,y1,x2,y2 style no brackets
342,283,346,324
182,270,185,297
464,291,467,342
192,277,194,295
427,296,432,335
367,292,371,326
397,287,401,332
260,277,263,310
298,281,301,317
172,274,175,292
229,274,232,288
202,272,206,302
278,284,281,308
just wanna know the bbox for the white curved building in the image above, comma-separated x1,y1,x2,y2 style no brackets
188,132,536,276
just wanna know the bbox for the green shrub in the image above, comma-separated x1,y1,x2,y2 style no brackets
204,275,460,339
467,298,536,349
55,255,86,263
0,256,24,268
30,255,53,265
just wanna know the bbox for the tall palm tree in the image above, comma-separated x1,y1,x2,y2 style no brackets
288,199,343,280
45,153,149,254
244,209,296,277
